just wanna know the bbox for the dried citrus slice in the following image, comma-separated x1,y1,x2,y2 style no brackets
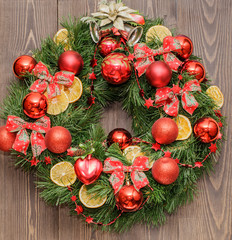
79,184,107,208
64,76,83,103
50,161,77,187
44,90,69,115
206,85,224,109
53,28,71,50
175,114,192,140
123,145,144,163
146,25,172,43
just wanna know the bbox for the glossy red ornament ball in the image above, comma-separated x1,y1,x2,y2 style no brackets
152,157,179,185
98,37,120,57
101,53,132,85
45,126,72,153
23,92,47,119
74,154,103,185
174,35,193,59
107,128,132,149
58,50,84,75
115,184,143,212
0,126,16,152
13,55,37,79
151,118,178,145
146,61,172,88
194,117,219,143
181,60,205,83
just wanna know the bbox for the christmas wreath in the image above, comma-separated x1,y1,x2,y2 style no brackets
0,0,225,232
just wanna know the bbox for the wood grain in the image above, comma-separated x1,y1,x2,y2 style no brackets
0,0,231,239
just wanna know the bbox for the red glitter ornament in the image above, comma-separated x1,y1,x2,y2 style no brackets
74,154,103,185
152,157,179,185
181,60,205,82
174,35,193,59
146,61,172,88
0,126,16,152
107,128,132,149
45,126,72,153
115,183,143,212
194,117,219,143
13,55,37,79
58,50,84,75
23,92,47,119
151,118,178,145
98,37,120,57
101,53,132,85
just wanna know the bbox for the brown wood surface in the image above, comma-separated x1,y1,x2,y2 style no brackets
0,0,231,239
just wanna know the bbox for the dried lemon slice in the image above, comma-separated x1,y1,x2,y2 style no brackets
123,145,144,163
64,76,83,103
50,161,77,187
146,25,172,43
53,28,71,50
206,85,224,109
175,114,192,140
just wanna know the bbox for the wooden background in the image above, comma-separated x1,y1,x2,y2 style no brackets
0,0,231,239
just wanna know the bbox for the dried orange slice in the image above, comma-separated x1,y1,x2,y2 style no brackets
50,161,77,187
123,145,144,163
175,114,192,140
79,184,107,208
146,25,172,43
206,85,224,109
64,76,83,103
53,28,71,51
44,89,69,115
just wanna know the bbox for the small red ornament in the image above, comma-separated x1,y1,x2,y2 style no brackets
58,50,84,75
181,60,205,82
74,154,103,185
152,157,179,185
146,61,172,88
151,118,178,145
174,35,193,59
98,37,120,57
0,126,16,152
194,117,219,143
101,53,132,85
45,126,72,153
13,55,37,79
115,183,143,212
23,92,47,119
130,14,145,25
107,128,132,149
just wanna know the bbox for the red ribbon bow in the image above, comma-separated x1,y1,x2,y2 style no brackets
155,80,201,116
133,36,183,76
6,115,51,157
30,62,74,98
103,156,150,193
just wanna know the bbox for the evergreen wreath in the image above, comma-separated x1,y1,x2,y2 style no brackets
0,1,225,232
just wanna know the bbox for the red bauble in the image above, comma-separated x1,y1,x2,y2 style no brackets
152,157,179,185
174,35,193,59
101,53,132,85
0,126,16,152
115,184,143,212
13,55,37,79
146,61,172,88
194,117,219,143
45,126,72,153
58,50,84,75
107,128,132,149
23,92,47,119
151,118,178,145
74,154,103,185
181,60,205,82
98,37,119,57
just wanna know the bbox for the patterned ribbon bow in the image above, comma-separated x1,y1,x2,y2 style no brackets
133,36,183,76
5,115,51,157
103,156,150,193
30,62,74,98
155,80,201,117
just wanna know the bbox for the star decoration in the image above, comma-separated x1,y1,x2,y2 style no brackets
178,75,183,81
90,58,97,68
87,96,96,105
89,72,96,80
44,156,51,165
209,143,217,153
194,162,203,168
151,143,161,151
217,132,223,139
128,53,135,61
164,151,172,158
30,157,40,166
144,98,154,109
75,205,83,215
86,216,93,224
172,84,181,94
67,148,75,157
175,158,180,164
218,122,223,128
71,195,77,202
